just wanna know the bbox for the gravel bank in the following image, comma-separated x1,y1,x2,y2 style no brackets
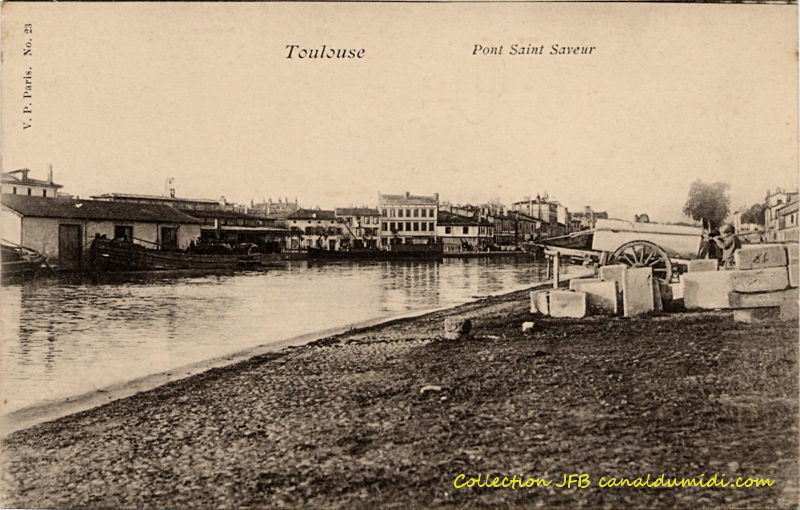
1,288,797,508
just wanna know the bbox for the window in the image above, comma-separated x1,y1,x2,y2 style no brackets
406,209,412,217
413,222,419,231
445,226,452,234
421,209,426,218
463,227,469,235
398,209,403,218
43,190,47,197
12,187,16,194
421,222,427,231
114,225,133,241
397,222,404,231
406,222,411,231
382,208,388,217
414,209,419,217
382,222,388,232
390,222,396,231
27,188,32,195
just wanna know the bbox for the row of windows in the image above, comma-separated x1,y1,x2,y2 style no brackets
381,208,435,219
382,221,435,232
10,187,47,197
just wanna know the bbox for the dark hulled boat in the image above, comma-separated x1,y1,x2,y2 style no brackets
1,241,48,281
90,238,257,271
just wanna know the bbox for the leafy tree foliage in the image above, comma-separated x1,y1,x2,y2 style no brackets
682,180,731,229
740,202,767,226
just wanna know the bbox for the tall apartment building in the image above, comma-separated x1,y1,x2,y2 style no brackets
378,192,439,246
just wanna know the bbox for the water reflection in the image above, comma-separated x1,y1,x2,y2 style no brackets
1,257,547,412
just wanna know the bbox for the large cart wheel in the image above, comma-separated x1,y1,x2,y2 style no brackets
610,240,673,283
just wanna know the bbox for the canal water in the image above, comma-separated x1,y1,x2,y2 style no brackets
1,256,552,413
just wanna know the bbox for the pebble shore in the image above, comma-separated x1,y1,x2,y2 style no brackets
1,287,797,508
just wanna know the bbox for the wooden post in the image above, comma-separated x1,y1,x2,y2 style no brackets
552,252,560,289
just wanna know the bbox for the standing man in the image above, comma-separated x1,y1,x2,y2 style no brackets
713,225,741,269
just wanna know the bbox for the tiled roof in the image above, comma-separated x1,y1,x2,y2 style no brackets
379,193,438,205
2,194,202,224
286,209,338,220
335,208,380,216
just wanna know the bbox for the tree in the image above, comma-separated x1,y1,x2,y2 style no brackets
682,180,731,229
740,202,767,226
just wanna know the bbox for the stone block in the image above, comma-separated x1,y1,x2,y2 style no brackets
522,321,535,333
599,264,626,288
729,267,789,293
569,277,603,291
622,267,655,317
549,290,587,318
444,318,472,340
530,290,549,315
688,259,719,272
733,307,781,323
682,271,734,310
652,280,663,312
729,288,799,308
780,295,798,321
571,280,618,315
786,243,798,264
734,244,788,270
789,263,798,288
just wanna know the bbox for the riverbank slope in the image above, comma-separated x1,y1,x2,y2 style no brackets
1,287,797,508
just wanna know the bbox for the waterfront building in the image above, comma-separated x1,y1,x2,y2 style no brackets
436,211,494,252
334,208,381,248
249,198,301,219
1,194,201,270
569,206,609,231
378,192,439,247
285,209,343,251
511,195,567,238
1,168,63,199
764,189,799,242
181,209,288,252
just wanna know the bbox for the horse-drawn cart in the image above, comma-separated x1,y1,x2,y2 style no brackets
535,218,705,283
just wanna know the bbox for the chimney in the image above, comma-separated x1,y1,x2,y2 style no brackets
433,192,439,202
405,191,410,199
48,164,53,184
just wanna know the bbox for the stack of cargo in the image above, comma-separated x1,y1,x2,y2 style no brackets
531,265,668,318
681,244,799,322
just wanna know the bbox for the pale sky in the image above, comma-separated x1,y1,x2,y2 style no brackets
2,3,797,223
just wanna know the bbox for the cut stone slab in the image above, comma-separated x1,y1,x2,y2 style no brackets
733,307,781,323
571,280,618,315
549,290,587,318
789,263,798,288
530,290,550,315
444,318,472,340
785,243,798,264
729,267,790,293
729,288,799,308
688,259,718,272
569,277,603,291
734,244,788,270
599,264,626,288
682,271,734,310
622,267,655,317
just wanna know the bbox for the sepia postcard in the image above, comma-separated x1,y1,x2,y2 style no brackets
0,1,797,508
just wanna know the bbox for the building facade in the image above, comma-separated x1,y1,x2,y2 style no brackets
511,196,566,238
2,195,201,270
378,192,439,246
436,211,494,251
2,169,63,198
765,189,799,242
284,209,343,251
335,208,381,248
